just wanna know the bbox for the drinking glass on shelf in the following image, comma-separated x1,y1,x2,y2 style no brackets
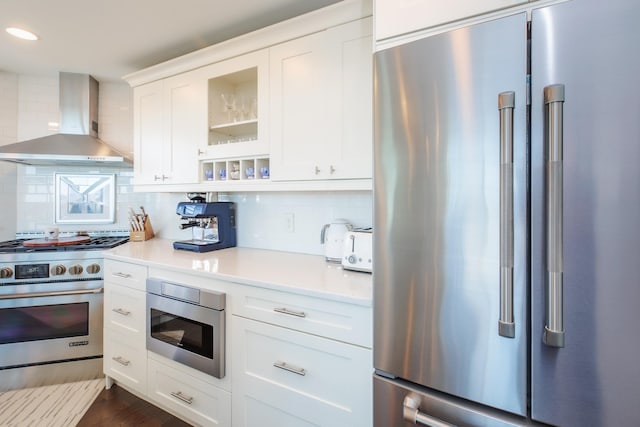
238,96,250,121
250,97,258,120
221,93,236,122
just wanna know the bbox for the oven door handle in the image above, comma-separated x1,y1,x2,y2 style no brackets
0,288,104,300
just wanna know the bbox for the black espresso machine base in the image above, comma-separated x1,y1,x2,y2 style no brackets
173,240,235,253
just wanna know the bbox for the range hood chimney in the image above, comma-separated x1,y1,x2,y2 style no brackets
0,72,132,167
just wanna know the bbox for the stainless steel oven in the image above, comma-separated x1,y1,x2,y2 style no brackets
0,234,128,391
146,277,225,378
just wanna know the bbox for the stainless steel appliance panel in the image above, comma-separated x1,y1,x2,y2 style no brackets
374,375,527,427
146,278,225,379
374,13,528,415
0,288,103,367
530,0,640,425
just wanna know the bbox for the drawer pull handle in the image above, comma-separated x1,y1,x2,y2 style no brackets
112,356,130,366
403,393,455,426
273,307,306,318
112,308,131,316
273,360,306,376
170,391,194,405
113,272,132,278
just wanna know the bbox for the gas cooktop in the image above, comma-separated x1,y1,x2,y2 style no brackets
0,236,129,253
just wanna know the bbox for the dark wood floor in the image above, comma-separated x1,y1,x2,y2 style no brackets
76,383,191,427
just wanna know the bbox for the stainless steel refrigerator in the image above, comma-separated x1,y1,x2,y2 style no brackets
373,0,640,425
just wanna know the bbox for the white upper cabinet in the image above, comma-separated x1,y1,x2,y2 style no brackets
270,17,373,182
127,0,373,190
200,49,269,160
375,0,527,41
133,70,206,186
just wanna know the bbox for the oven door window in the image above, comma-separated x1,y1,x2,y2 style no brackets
0,302,89,344
150,308,214,359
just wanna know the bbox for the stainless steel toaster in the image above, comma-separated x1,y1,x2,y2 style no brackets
341,229,372,273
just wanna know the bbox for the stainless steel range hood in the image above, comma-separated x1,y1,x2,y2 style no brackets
0,72,132,167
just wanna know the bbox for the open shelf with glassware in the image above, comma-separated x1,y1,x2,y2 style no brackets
202,49,269,160
201,157,270,183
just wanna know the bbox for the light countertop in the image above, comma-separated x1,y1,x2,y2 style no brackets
104,238,372,306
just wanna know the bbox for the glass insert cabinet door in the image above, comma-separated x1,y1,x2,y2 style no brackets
55,173,115,224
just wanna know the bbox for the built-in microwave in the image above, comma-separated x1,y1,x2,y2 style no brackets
146,278,225,379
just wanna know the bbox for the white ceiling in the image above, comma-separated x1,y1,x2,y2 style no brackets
0,0,341,83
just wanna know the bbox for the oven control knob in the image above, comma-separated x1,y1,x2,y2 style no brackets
86,264,101,274
0,267,13,279
68,265,84,275
51,265,67,276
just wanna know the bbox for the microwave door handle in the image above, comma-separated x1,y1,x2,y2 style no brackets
543,84,565,348
498,91,515,339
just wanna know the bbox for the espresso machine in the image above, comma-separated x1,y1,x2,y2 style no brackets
173,201,237,253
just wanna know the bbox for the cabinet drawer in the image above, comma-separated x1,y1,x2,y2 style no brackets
104,283,145,338
233,284,372,348
232,316,372,427
147,357,231,427
104,260,148,291
104,330,147,395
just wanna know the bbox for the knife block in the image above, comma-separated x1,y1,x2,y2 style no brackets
129,216,154,242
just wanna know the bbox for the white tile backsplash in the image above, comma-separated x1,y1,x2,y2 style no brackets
127,191,372,257
220,191,372,255
0,162,17,241
17,75,58,141
98,82,133,157
16,166,127,234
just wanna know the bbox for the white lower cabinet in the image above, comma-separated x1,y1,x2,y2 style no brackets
104,259,372,427
103,329,147,395
104,281,146,338
148,356,232,427
232,316,373,427
104,260,149,396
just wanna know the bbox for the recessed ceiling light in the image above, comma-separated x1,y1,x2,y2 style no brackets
6,27,39,41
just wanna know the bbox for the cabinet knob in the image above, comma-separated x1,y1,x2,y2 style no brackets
330,165,336,174
315,166,321,174
153,175,162,181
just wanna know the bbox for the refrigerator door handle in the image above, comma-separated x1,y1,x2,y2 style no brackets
498,91,515,339
403,394,457,427
543,84,565,348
